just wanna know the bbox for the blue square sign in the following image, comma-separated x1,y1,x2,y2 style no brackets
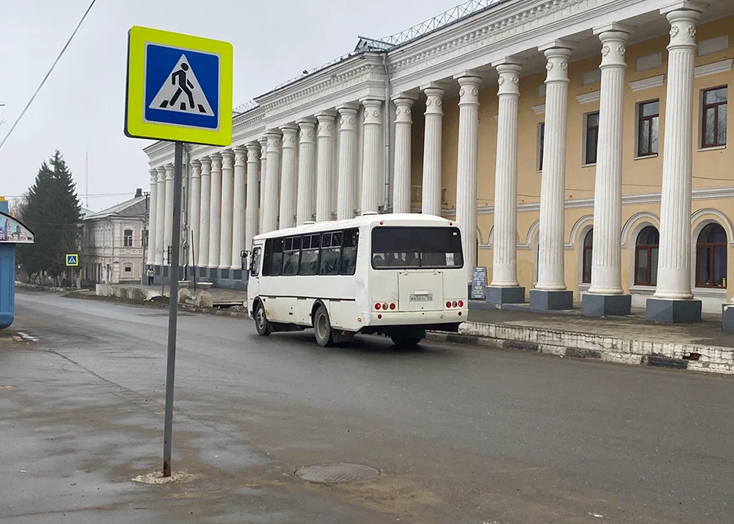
144,44,220,130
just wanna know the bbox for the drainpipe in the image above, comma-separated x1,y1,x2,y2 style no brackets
382,52,391,213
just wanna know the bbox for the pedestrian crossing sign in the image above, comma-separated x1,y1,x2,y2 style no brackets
66,254,79,267
125,26,233,146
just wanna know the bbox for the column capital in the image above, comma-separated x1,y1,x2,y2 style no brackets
234,145,247,166
297,117,317,143
422,83,446,115
149,168,158,181
264,129,282,152
662,3,704,50
660,0,707,16
199,156,211,172
259,136,268,159
360,98,382,125
541,42,573,84
191,160,202,177
337,103,359,131
221,149,235,168
597,27,630,69
245,141,261,161
280,123,299,149
393,94,416,124
210,152,222,171
164,163,174,179
457,75,483,105
315,110,337,136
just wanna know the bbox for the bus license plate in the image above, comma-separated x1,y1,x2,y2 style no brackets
410,293,433,302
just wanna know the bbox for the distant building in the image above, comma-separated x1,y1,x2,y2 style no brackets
83,189,149,284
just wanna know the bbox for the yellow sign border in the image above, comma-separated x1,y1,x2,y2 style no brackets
66,254,79,267
125,26,233,146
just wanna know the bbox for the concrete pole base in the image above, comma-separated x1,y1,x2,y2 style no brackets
646,298,702,323
529,289,573,311
487,286,526,306
581,293,631,317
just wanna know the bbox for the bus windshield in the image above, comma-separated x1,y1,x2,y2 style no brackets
371,226,463,269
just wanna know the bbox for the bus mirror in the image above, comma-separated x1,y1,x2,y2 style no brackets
241,250,250,271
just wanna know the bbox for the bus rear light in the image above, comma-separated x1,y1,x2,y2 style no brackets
389,303,396,310
446,301,452,308
452,301,457,308
458,300,464,308
382,303,388,310
377,314,382,319
375,303,381,310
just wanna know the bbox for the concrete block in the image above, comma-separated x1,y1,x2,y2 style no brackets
529,289,573,310
487,286,526,305
582,294,631,317
721,305,734,332
645,298,702,323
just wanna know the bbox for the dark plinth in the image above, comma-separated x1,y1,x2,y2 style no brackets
220,268,230,280
722,306,734,332
487,286,526,306
646,298,702,323
582,294,631,317
529,289,574,311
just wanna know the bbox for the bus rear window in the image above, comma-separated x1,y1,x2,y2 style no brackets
371,227,463,269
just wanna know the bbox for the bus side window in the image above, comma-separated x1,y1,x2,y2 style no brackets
300,234,320,275
282,236,300,276
270,238,284,276
250,247,261,276
341,228,359,275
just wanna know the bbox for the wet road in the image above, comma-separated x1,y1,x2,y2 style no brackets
1,291,733,523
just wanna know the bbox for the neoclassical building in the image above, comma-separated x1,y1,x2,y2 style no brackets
145,0,733,321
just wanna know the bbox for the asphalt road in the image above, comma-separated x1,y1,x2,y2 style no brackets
1,291,733,524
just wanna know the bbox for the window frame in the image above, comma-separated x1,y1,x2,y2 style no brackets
701,85,727,149
695,223,727,288
582,229,593,284
537,122,545,171
636,100,660,158
123,229,134,247
583,111,600,166
634,226,660,286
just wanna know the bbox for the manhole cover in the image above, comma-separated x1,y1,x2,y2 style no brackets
294,463,380,484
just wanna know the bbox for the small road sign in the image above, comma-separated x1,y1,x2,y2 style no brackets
125,26,233,146
66,254,79,267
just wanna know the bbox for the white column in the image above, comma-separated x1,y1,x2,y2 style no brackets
198,157,211,268
245,142,260,250
455,73,482,284
392,94,417,214
208,153,222,268
163,163,174,263
231,146,247,269
490,60,523,288
147,169,158,265
262,130,282,233
654,5,703,301
589,27,630,296
155,167,166,265
258,137,267,232
315,111,336,222
279,124,299,228
189,160,201,266
421,85,445,216
360,98,383,214
296,117,317,224
337,103,359,220
218,150,234,269
536,43,572,291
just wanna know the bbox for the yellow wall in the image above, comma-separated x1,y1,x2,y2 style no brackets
415,15,734,302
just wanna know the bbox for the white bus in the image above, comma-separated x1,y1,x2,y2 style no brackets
247,213,468,347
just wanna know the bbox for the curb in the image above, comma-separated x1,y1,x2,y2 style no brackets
427,323,734,375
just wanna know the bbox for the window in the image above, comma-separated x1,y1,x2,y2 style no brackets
250,247,261,276
299,234,320,275
124,229,133,247
341,228,359,275
371,227,463,269
584,112,599,165
262,238,283,276
537,122,545,171
124,263,132,273
282,237,301,276
702,86,727,148
696,223,727,288
582,229,593,284
319,231,341,275
635,226,659,286
143,229,149,248
637,100,659,157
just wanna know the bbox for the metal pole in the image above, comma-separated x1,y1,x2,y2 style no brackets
162,141,184,477
382,52,391,213
191,228,196,293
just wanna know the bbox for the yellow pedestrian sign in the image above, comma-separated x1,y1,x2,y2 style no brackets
124,26,233,146
65,254,79,267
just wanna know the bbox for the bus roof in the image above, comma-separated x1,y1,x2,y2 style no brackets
253,213,455,241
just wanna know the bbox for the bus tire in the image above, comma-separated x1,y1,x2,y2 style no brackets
254,301,272,336
313,306,333,347
391,328,424,348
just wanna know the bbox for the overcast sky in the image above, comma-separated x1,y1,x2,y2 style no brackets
1,0,458,211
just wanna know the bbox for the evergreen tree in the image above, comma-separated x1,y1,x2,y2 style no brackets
18,151,83,282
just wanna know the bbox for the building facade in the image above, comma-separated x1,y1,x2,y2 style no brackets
145,0,733,320
83,190,148,284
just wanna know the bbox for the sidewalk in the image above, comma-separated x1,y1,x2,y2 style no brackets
108,282,247,305
429,306,734,375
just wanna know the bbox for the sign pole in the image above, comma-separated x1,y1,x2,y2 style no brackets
162,141,184,477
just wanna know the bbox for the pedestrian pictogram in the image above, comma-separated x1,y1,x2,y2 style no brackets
66,254,78,266
124,26,233,146
150,55,214,116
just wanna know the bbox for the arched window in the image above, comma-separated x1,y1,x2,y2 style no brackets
696,223,727,288
582,229,593,283
635,226,659,286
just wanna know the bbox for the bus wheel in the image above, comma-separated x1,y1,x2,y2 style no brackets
391,328,424,348
254,302,271,336
313,306,333,347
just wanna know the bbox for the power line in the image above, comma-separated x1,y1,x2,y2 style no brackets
0,0,98,152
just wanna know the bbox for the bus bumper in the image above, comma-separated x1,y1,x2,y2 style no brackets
363,309,466,331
